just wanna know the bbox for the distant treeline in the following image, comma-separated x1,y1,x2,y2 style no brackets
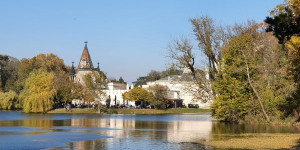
0,53,106,113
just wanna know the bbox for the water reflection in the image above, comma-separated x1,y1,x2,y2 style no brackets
0,111,299,150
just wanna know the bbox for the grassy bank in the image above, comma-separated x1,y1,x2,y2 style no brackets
204,133,300,149
48,108,98,114
48,108,210,114
107,108,210,114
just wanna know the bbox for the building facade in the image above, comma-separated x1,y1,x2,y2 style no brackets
103,82,135,107
142,68,211,108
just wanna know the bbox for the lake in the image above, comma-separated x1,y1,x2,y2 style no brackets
0,111,299,150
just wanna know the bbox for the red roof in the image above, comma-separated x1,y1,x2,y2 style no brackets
78,42,94,69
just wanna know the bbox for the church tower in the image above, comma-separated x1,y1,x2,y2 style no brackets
70,42,101,84
78,41,94,70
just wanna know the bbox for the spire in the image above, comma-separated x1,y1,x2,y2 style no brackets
70,62,76,75
96,62,100,71
69,62,76,80
78,41,94,70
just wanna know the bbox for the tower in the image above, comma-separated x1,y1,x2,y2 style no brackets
78,41,94,70
69,62,76,81
70,42,102,84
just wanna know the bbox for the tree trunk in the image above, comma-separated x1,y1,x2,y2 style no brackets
242,51,270,122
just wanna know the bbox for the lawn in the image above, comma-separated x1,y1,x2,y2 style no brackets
204,133,300,149
48,108,98,114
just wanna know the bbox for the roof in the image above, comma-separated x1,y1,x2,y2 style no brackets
78,42,94,70
159,74,194,82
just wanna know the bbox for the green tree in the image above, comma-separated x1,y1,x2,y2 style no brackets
118,77,125,83
146,70,161,81
0,55,19,92
212,23,295,122
265,0,300,44
211,33,255,122
284,36,300,119
265,0,300,120
161,65,183,78
20,69,57,113
133,76,147,86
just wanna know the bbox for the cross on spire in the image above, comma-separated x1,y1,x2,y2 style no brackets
84,41,88,48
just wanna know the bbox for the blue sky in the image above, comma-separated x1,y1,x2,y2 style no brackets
0,0,283,83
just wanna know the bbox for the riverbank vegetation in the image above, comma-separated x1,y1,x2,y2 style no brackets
167,0,300,123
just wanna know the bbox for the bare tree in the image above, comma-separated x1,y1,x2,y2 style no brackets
168,37,214,102
190,16,221,79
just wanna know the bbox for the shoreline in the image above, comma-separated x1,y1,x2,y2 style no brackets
47,108,211,114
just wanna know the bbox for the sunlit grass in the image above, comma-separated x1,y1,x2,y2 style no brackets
108,108,210,114
48,108,97,114
204,133,300,149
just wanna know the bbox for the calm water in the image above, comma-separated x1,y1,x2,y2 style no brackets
0,111,299,150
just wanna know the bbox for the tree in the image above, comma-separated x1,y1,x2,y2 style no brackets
147,70,161,81
265,0,300,120
122,91,130,105
168,37,214,102
212,22,296,122
211,32,256,121
285,36,300,118
20,69,57,113
161,64,183,78
190,16,227,80
16,53,73,107
265,1,300,44
148,85,168,109
0,91,18,110
133,76,147,86
118,77,125,83
125,87,152,105
286,36,300,83
0,55,19,92
83,71,107,110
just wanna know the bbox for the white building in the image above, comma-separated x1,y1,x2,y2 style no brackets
142,68,211,108
103,82,135,107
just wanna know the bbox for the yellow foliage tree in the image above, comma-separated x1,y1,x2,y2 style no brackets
287,0,300,15
125,87,152,102
286,36,300,82
21,69,57,113
0,91,17,110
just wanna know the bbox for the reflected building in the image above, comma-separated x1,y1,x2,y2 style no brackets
167,121,212,143
70,116,212,149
